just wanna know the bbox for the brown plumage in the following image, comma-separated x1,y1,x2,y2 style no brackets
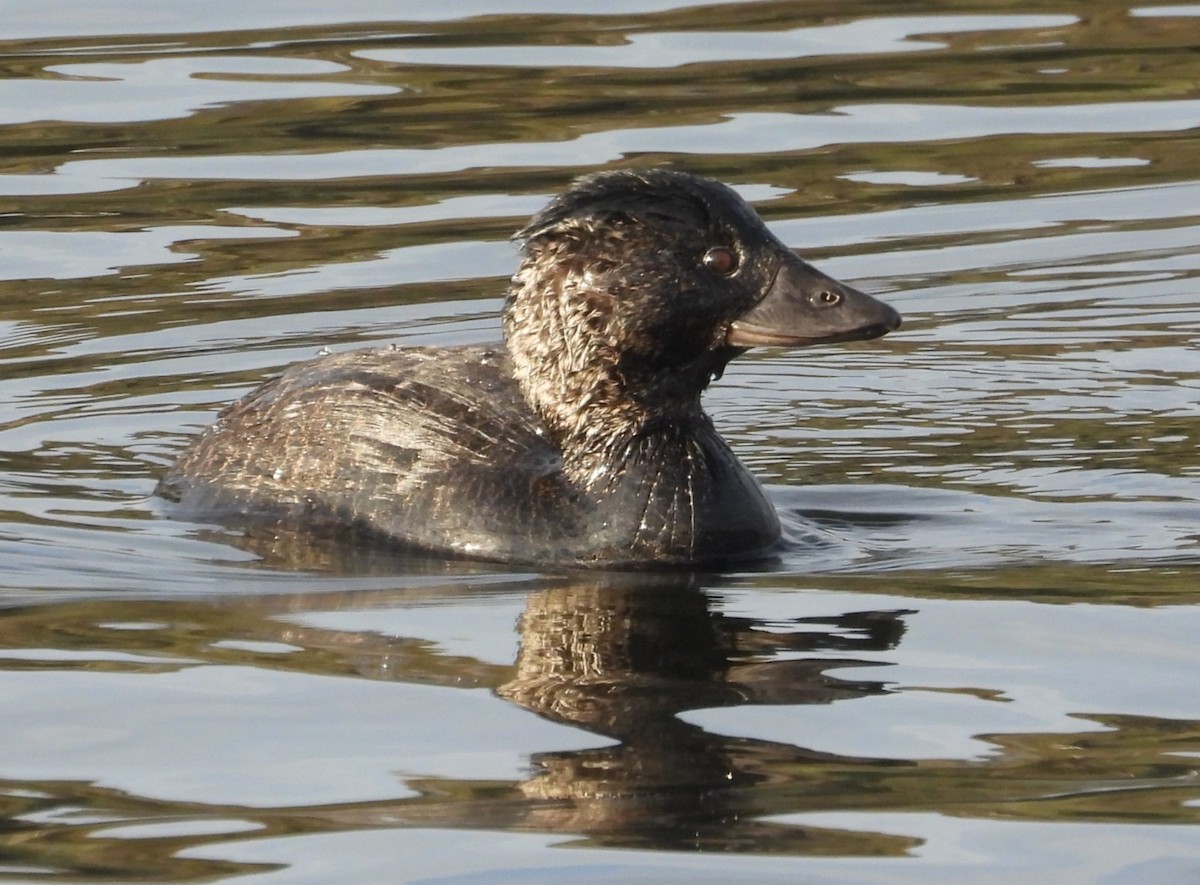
158,169,900,567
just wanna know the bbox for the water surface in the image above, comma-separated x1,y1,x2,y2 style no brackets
1,2,1198,882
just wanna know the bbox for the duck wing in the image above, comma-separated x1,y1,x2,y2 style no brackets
158,345,570,556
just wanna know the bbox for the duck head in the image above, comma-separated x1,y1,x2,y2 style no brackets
504,169,900,446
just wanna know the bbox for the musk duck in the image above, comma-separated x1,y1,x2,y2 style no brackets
158,169,901,567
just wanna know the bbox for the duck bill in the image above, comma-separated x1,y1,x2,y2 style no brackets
727,255,901,348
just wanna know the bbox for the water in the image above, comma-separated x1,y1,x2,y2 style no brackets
1,2,1198,882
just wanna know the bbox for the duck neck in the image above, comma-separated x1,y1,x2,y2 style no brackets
503,264,720,481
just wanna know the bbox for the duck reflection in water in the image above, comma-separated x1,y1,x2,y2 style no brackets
0,572,920,865
491,575,913,846
224,571,917,850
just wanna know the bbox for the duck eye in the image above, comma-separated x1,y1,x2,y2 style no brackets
702,246,739,275
817,290,842,306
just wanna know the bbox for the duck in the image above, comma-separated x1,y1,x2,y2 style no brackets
157,169,901,568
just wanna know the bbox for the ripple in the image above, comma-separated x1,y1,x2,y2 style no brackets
0,0,711,40
0,57,396,125
360,15,1079,68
